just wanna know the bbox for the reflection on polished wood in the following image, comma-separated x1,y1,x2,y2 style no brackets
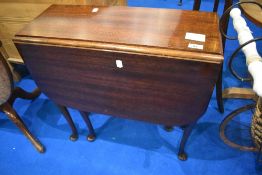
193,0,233,114
14,5,223,160
15,5,223,62
0,0,127,64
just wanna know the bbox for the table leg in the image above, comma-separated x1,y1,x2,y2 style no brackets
178,122,196,161
216,67,224,113
79,111,96,142
56,104,78,141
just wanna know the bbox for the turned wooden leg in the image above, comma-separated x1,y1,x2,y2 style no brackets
178,122,196,161
56,105,78,141
8,87,41,106
164,125,174,132
0,103,45,153
79,111,96,142
216,66,224,113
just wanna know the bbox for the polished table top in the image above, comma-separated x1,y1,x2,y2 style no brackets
15,5,223,63
240,0,262,26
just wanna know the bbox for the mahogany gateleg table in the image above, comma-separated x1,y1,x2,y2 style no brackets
13,5,223,160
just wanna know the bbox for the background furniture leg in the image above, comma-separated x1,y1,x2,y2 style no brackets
0,103,45,153
178,122,196,161
79,111,96,142
216,66,224,113
56,105,78,141
222,87,257,101
219,103,257,151
8,87,41,106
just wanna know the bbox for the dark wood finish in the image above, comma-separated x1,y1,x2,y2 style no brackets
0,0,127,64
0,41,44,152
0,95,44,153
216,64,224,113
0,40,77,152
221,0,233,49
15,5,223,58
193,0,201,11
14,5,223,159
193,0,233,114
8,87,40,106
178,122,196,161
79,111,96,141
14,44,221,126
193,0,221,12
56,104,78,141
193,0,233,48
0,103,44,152
213,0,220,12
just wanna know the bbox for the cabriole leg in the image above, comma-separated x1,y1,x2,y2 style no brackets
56,104,78,141
1,103,45,153
178,122,196,161
79,111,96,142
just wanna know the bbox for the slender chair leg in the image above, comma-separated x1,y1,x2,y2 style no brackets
79,111,96,142
1,103,45,153
178,122,196,161
216,66,224,113
8,87,41,106
56,104,78,141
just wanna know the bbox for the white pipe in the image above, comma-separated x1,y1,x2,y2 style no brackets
230,8,262,97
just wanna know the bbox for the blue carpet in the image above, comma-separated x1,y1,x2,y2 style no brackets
1,0,262,175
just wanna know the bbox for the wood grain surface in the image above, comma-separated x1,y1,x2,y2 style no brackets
15,43,220,125
15,5,223,62
0,1,127,63
14,5,223,126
